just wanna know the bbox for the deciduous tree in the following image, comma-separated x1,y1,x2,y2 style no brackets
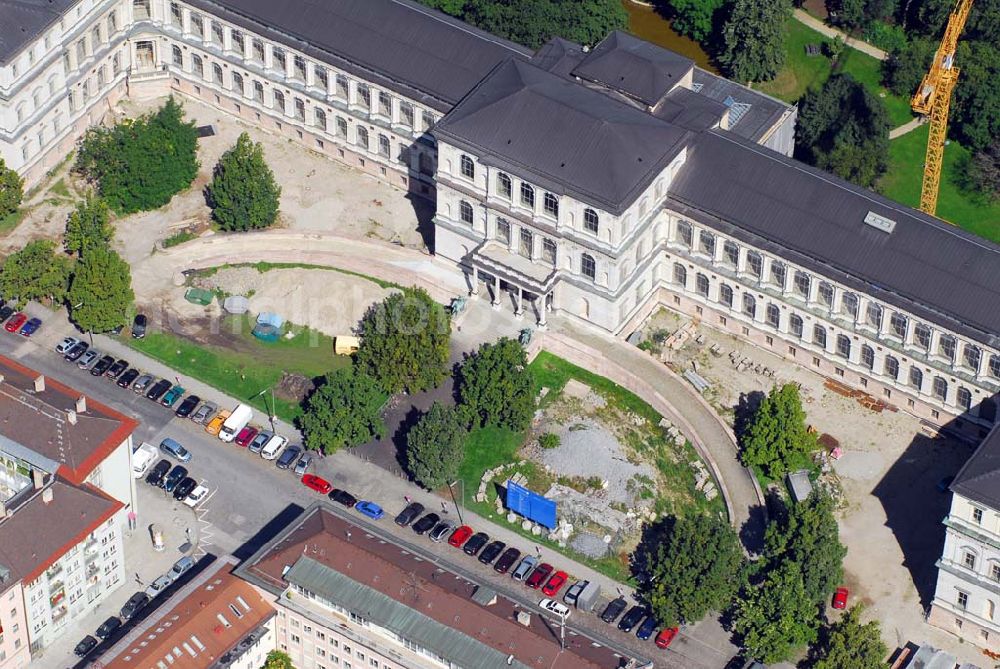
406,403,467,489
809,605,887,669
206,132,281,231
0,239,73,306
459,0,629,49
64,196,113,256
882,39,936,98
739,383,817,479
263,650,295,669
969,139,1000,200
719,0,792,83
0,158,23,219
657,0,729,42
67,246,134,333
731,560,819,663
299,367,386,453
457,337,534,431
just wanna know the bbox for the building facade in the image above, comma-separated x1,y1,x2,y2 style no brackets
0,575,29,669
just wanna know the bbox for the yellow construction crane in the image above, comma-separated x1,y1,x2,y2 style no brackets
910,0,973,217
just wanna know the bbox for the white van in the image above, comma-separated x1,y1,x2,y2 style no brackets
218,404,253,443
260,434,288,460
132,442,158,478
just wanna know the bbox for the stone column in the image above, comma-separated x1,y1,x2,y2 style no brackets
469,269,479,298
515,287,524,319
491,276,501,309
537,294,548,329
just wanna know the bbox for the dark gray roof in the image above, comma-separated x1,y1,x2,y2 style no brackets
952,425,1000,508
571,31,694,106
654,86,728,133
692,68,790,143
669,131,1000,347
435,58,691,214
183,0,531,111
0,0,75,64
530,37,588,79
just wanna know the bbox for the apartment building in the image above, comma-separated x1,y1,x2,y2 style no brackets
0,572,29,669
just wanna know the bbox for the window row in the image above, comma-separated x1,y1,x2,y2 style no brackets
477,166,567,221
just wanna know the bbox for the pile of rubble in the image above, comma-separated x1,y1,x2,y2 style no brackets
691,459,719,501
658,418,687,447
474,463,525,503
729,350,777,378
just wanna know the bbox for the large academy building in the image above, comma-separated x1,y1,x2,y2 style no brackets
3,0,1000,437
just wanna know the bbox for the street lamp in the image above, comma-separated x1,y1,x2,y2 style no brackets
448,480,465,524
253,385,277,433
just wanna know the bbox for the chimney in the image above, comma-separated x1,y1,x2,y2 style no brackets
76,396,87,413
516,611,531,627
42,487,53,505
34,375,45,392
32,469,45,490
67,410,77,425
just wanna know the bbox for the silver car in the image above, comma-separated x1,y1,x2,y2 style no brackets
132,374,154,394
512,555,539,582
77,349,101,370
144,574,172,599
428,522,454,543
293,452,313,477
190,401,218,425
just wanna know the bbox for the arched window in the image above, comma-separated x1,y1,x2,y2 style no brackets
746,251,763,279
890,313,908,338
932,376,948,400
909,366,923,390
172,45,183,66
213,63,224,84
460,154,474,179
742,294,756,318
790,314,804,338
673,263,687,287
496,218,511,245
818,282,834,307
990,355,1000,379
357,126,369,150
459,200,473,225
958,387,973,411
913,323,932,350
192,54,204,78
497,173,512,198
770,261,786,289
861,345,875,369
520,183,535,208
938,335,956,362
695,273,710,297
581,254,596,281
543,192,559,218
719,284,734,308
964,345,982,371
314,108,326,131
676,221,692,248
813,325,827,348
766,304,780,328
232,72,244,95
583,208,599,234
836,334,851,358
698,231,716,257
866,302,883,329
841,292,858,319
884,356,899,379
793,271,811,298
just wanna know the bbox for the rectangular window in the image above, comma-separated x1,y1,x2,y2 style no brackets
697,231,716,257
378,91,392,117
519,229,533,258
400,102,414,127
378,134,390,157
914,324,931,350
294,55,307,81
973,507,984,524
357,84,371,110
336,74,349,99
542,238,557,265
991,564,1000,582
497,219,511,245
964,551,977,570
723,241,739,267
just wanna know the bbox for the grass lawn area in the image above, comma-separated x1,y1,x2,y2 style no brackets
880,126,1000,241
0,209,26,236
128,314,349,422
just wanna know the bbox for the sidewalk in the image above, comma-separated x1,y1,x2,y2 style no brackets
890,116,926,139
793,8,888,60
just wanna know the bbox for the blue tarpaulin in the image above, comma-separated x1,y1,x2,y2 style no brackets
505,480,557,529
256,312,285,328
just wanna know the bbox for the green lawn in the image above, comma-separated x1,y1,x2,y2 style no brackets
0,209,26,236
880,126,1000,241
128,314,349,422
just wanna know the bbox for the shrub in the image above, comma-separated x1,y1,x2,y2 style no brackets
538,432,561,449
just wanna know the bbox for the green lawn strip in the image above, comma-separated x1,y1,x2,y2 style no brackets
162,230,197,248
836,49,913,127
881,126,1000,241
0,209,26,236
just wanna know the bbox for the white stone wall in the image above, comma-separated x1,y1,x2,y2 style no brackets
0,583,30,669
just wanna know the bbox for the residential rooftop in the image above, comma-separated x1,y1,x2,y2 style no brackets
952,423,1000,508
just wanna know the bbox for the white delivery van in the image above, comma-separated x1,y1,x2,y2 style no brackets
132,442,158,478
260,434,288,460
218,403,253,442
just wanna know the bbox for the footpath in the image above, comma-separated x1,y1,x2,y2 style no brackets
792,8,888,60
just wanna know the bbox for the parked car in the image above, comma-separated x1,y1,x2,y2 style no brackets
463,532,490,556
512,555,539,582
105,359,129,379
173,477,198,500
564,581,586,606
538,598,571,618
542,570,568,597
184,485,209,508
145,459,171,486
117,368,140,388
74,635,99,656
19,317,41,336
132,374,154,395
302,474,333,495
91,355,115,376
636,616,658,641
412,513,440,535
478,540,506,565
145,378,171,401
190,401,217,424
160,385,185,407
234,425,259,448
76,349,100,369
355,501,385,520
175,394,200,418
493,547,522,574
618,605,646,633
65,341,89,362
832,587,849,610
56,336,80,354
526,563,554,590
144,575,173,599
394,502,425,527
159,438,191,462
276,444,301,470
162,465,188,492
120,591,150,619
260,434,288,460
95,616,122,638
4,313,27,333
448,525,474,548
655,627,679,649
205,410,230,436
600,597,627,623
293,452,313,477
167,556,194,583
428,521,453,542
0,305,14,323
247,430,271,453
329,489,358,508
132,313,147,339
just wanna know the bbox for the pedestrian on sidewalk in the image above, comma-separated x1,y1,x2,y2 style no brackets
134,572,142,585
404,495,411,503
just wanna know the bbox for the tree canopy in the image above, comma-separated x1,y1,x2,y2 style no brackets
355,288,451,394
0,158,23,219
75,96,199,214
67,246,134,333
949,41,1000,152
719,0,791,83
299,367,387,453
738,383,817,479
968,139,1000,200
65,196,114,256
0,239,73,306
457,337,535,431
731,560,820,663
882,39,937,100
406,402,467,489
809,605,887,669
656,0,728,43
207,132,281,231
262,650,295,669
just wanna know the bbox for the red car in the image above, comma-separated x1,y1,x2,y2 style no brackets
542,570,568,597
448,525,473,548
525,563,554,590
655,627,679,649
4,313,27,333
832,587,849,610
234,426,258,448
301,474,332,495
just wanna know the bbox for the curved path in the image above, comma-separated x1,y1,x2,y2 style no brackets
793,9,888,60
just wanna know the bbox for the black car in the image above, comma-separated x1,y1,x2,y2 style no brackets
601,597,628,624
91,355,115,376
117,368,140,388
120,591,150,619
74,634,99,657
493,547,522,574
329,489,358,507
394,502,425,527
478,540,506,565
173,476,198,500
145,459,171,486
145,378,171,401
64,341,89,362
95,616,122,638
175,394,200,418
463,532,490,556
132,313,147,339
162,465,188,492
0,305,14,322
106,359,129,379
411,512,440,535
276,444,302,470
618,605,646,633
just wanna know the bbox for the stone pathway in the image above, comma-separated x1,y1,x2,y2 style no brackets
890,116,926,139
793,8,888,60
